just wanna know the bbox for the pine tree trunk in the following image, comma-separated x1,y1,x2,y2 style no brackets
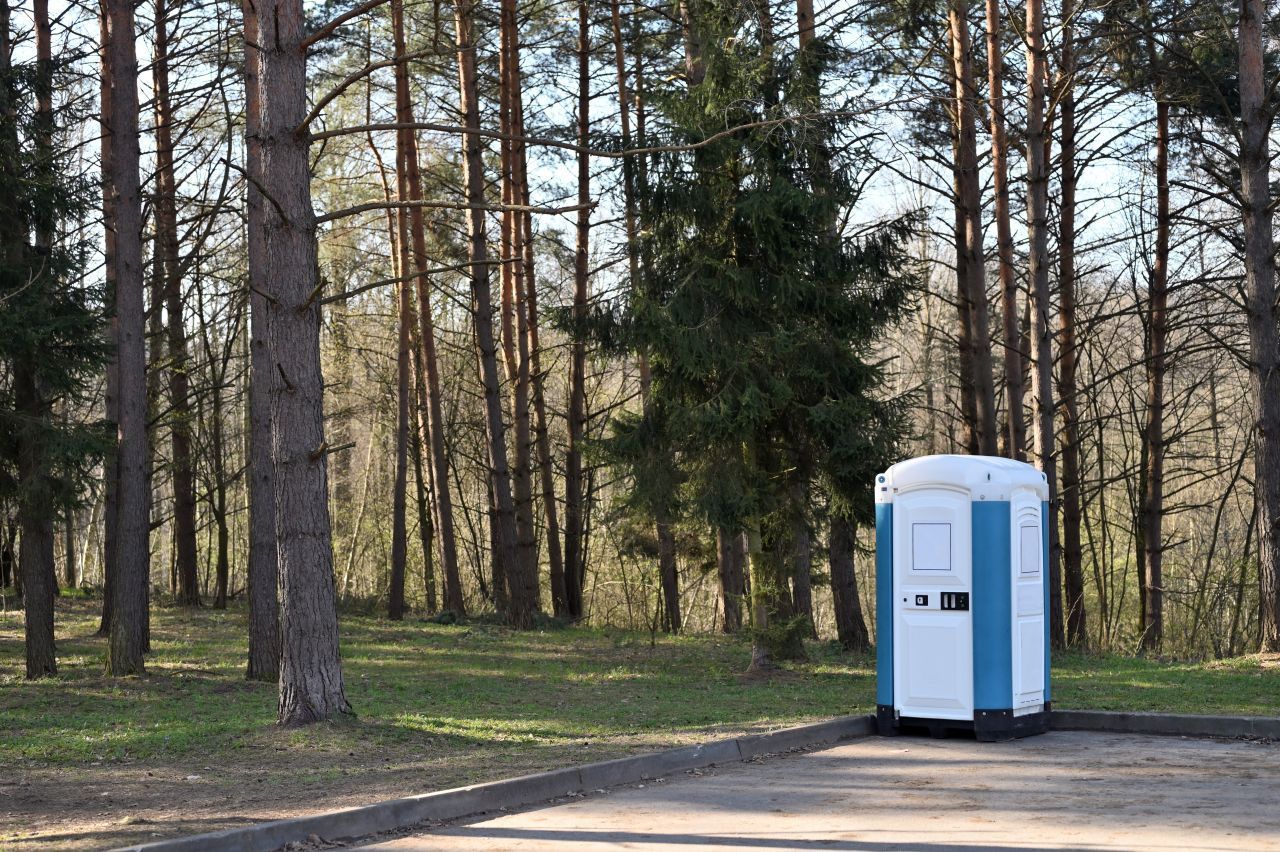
1057,0,1086,647
410,364,438,612
396,22,465,619
947,0,998,456
243,0,280,682
985,0,1025,460
154,0,200,607
563,0,592,621
106,0,150,676
387,0,414,623
454,0,531,627
829,515,870,652
97,0,118,638
1238,0,1280,652
257,0,350,723
948,110,978,455
1137,99,1169,652
497,0,539,601
1025,0,1064,649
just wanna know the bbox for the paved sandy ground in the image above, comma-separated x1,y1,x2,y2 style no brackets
360,731,1280,851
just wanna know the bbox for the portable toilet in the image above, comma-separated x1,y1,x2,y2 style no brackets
874,454,1050,741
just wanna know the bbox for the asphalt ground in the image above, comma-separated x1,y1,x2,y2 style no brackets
357,730,1280,851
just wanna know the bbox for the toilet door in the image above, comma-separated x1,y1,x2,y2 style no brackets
1011,490,1045,711
892,488,974,720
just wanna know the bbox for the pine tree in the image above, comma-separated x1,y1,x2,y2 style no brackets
597,0,919,669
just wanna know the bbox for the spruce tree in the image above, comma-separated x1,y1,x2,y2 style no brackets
598,0,919,669
0,24,109,678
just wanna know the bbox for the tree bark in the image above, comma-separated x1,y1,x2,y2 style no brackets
243,0,280,681
387,0,414,622
257,0,350,722
106,0,150,676
947,0,998,456
829,515,870,652
1136,102,1169,653
1057,0,1086,647
715,527,744,633
96,0,118,638
454,0,532,626
563,0,592,621
411,354,437,612
497,0,539,598
1025,0,1064,649
1237,0,1280,652
397,15,465,619
154,0,200,607
518,27,566,619
985,0,1025,460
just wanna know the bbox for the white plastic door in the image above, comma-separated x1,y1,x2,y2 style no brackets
893,488,974,720
1010,489,1045,712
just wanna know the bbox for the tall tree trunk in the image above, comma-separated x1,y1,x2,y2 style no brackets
454,0,532,627
1025,0,1064,649
387,0,414,622
243,0,280,681
985,0,1025,459
1057,0,1086,647
497,0,539,597
563,0,592,621
256,0,350,723
64,506,77,588
796,0,815,47
1138,101,1169,652
106,0,149,676
947,0,998,456
949,97,978,455
1238,0,1280,652
210,358,231,609
411,357,438,613
97,0,118,638
397,17,465,619
716,527,744,633
154,0,200,607
829,515,870,652
515,50,566,620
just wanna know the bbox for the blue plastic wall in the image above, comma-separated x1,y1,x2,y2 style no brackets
972,501,1012,710
875,503,893,707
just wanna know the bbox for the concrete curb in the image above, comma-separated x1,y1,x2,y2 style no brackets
113,714,876,852
1051,709,1280,740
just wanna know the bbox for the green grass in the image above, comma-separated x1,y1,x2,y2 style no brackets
0,598,1277,848
1053,651,1280,716
0,599,875,771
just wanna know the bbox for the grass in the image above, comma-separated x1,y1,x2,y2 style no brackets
0,597,1277,849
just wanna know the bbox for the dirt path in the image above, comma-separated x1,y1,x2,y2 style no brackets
361,731,1280,851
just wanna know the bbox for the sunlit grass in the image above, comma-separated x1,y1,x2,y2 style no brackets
1,599,1277,776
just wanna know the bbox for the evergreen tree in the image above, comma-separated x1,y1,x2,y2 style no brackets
597,0,920,669
0,22,109,678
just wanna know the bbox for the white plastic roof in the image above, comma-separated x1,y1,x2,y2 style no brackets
875,454,1049,503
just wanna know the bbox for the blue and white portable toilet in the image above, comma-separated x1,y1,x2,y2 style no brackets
874,455,1050,741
